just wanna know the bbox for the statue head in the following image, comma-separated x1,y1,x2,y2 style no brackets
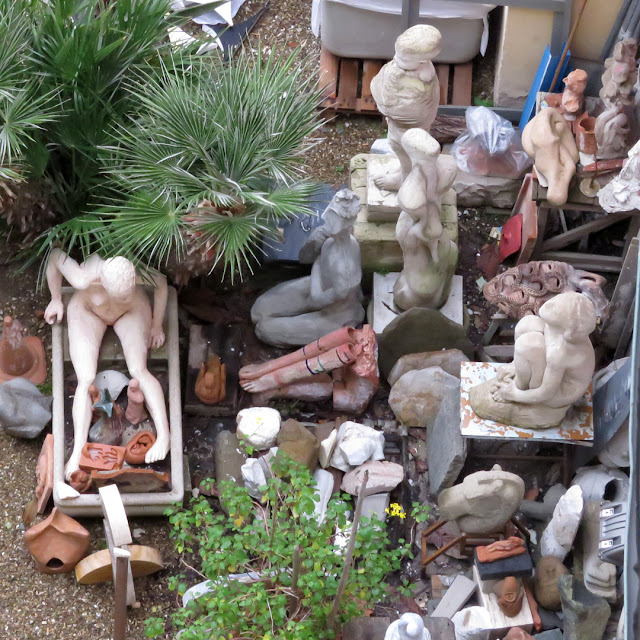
401,128,440,164
322,189,360,236
394,25,442,74
101,257,137,301
538,291,597,341
563,69,587,94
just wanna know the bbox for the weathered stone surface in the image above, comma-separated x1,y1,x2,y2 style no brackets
533,630,563,640
388,349,469,387
389,366,459,428
378,308,473,379
0,377,52,439
276,419,318,469
453,170,520,209
342,617,390,640
520,484,566,521
341,460,404,496
215,431,247,485
428,388,466,494
236,407,281,450
328,421,385,472
361,493,390,523
534,556,569,611
241,458,268,499
558,575,610,640
540,485,584,561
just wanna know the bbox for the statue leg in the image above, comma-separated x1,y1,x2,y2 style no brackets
373,122,409,191
513,331,546,391
66,298,107,480
113,308,170,464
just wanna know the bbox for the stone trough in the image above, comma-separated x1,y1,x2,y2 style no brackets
51,287,184,517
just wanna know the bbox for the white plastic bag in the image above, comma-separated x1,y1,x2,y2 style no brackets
451,106,532,179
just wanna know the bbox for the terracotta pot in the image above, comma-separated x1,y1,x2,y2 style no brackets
576,112,597,154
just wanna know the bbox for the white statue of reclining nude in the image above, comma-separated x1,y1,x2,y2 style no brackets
470,291,597,429
44,250,170,479
251,189,365,347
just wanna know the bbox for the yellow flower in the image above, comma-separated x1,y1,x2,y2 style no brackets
385,503,406,519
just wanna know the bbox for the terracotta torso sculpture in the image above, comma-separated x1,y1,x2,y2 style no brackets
476,537,526,563
494,577,524,617
45,250,170,479
251,190,364,347
470,292,597,429
393,128,458,310
483,261,609,321
194,354,226,405
522,108,579,206
370,25,441,191
561,69,587,119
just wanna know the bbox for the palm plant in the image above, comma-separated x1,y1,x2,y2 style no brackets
72,49,325,282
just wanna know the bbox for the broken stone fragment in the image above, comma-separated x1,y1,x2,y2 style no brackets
236,406,281,450
0,377,52,439
327,420,385,472
389,366,459,428
276,419,318,469
533,556,569,611
241,458,268,499
558,575,611,640
215,431,247,485
539,485,584,561
341,460,404,496
387,349,469,386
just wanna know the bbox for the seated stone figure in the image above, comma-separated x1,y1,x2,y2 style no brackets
251,189,365,347
470,291,597,429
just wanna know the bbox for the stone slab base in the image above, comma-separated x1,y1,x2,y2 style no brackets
460,361,594,444
369,273,463,334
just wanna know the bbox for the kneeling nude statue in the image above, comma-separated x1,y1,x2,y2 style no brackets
470,291,596,429
45,249,171,479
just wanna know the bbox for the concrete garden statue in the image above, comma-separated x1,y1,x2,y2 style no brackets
44,249,170,479
384,613,431,640
370,24,441,191
393,128,458,311
470,291,597,429
251,189,365,347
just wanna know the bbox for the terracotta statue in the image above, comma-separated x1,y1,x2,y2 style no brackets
595,104,631,160
598,139,640,212
476,537,526,563
370,25,441,191
561,69,588,120
124,430,156,464
470,292,597,429
522,108,579,206
483,261,609,321
533,556,569,611
194,354,226,405
494,576,524,617
599,39,638,109
44,250,170,479
393,128,458,311
125,378,148,424
240,325,378,415
438,465,525,535
0,316,46,384
251,189,365,347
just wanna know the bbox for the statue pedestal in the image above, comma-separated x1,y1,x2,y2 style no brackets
460,362,594,444
369,272,464,334
366,154,402,221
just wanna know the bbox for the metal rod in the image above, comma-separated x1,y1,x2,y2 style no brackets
401,0,420,31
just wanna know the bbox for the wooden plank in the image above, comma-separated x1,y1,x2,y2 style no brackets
436,64,450,105
336,59,358,110
541,213,631,252
319,46,338,100
113,548,131,640
540,251,623,272
451,62,473,106
356,61,383,112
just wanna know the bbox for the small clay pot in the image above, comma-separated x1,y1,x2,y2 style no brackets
576,112,597,154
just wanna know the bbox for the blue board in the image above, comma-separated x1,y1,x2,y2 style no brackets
519,45,572,130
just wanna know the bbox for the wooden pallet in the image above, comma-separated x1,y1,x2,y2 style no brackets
319,45,473,113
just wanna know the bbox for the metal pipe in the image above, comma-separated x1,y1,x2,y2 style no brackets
601,0,633,59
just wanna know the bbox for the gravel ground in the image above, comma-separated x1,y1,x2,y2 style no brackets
0,1,499,638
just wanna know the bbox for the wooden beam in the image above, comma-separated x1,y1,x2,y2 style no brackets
541,213,631,252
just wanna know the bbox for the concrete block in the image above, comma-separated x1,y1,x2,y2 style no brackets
432,574,477,619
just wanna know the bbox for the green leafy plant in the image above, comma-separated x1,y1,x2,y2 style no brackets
147,457,409,639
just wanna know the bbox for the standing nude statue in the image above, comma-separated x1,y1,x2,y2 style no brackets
370,24,441,192
393,128,458,311
44,250,170,479
470,291,597,429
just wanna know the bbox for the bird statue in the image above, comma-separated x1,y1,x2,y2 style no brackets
384,613,431,640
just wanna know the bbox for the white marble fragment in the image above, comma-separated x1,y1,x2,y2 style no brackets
241,458,268,499
313,469,334,523
328,420,385,472
540,485,584,560
236,407,281,450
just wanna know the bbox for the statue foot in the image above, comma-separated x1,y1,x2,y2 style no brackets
240,377,272,393
238,363,268,381
374,169,402,191
65,452,81,481
145,435,170,464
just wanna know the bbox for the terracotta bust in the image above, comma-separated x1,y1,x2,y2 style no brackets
494,576,524,617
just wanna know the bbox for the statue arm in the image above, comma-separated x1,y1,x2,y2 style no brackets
44,249,90,324
148,270,168,331
298,225,329,264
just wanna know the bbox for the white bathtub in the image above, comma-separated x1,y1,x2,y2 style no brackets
314,0,496,64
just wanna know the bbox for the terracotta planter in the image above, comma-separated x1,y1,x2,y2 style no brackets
576,112,597,155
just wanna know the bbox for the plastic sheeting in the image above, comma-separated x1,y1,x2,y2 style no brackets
312,0,496,55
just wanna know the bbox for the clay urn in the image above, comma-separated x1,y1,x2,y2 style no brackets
0,316,47,384
576,112,597,155
24,508,91,573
